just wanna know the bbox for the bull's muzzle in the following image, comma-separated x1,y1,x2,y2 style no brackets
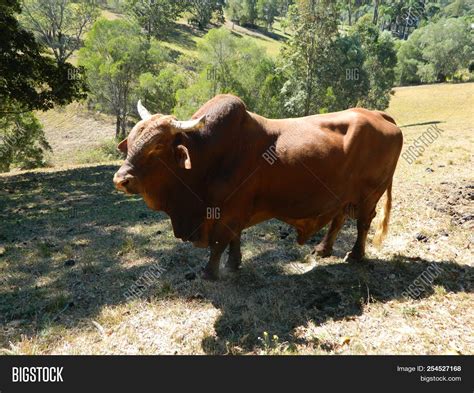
113,167,138,194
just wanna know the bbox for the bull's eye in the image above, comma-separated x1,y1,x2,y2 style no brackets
142,145,165,159
152,143,166,152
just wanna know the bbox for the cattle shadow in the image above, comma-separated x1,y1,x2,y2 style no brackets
165,249,473,354
400,120,444,128
232,23,288,42
0,165,472,354
0,164,176,345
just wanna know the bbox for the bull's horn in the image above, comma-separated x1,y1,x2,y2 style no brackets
137,100,151,120
170,115,206,134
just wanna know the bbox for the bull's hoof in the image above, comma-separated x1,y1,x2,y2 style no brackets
314,244,332,258
343,251,364,263
201,268,219,281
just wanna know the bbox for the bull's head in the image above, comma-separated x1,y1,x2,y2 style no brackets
113,101,206,198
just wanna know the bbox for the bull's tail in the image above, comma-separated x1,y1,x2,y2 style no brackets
373,178,393,247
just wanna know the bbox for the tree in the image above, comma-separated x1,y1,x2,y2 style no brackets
372,0,380,24
0,0,86,171
79,19,158,139
187,0,225,30
245,0,258,24
227,0,245,25
352,17,397,109
442,0,474,18
125,0,186,39
280,0,340,116
20,0,99,65
138,65,187,114
0,0,87,113
397,17,473,84
257,0,279,30
174,28,284,118
0,109,51,172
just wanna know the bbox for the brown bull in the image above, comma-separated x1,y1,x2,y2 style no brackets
113,94,403,280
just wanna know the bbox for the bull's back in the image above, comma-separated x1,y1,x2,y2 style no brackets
253,109,402,218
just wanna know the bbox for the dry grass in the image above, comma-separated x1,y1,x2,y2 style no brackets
0,83,473,355
35,102,117,168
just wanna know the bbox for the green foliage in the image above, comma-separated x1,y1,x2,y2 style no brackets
174,28,284,118
20,0,100,64
0,110,51,172
79,19,169,138
280,0,341,116
257,0,279,29
226,0,258,25
227,0,284,28
186,0,225,29
441,0,474,18
281,2,397,115
352,17,397,109
138,65,187,114
125,0,186,38
0,0,87,113
397,17,473,84
227,0,245,23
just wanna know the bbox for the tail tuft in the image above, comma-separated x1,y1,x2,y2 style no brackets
373,178,393,247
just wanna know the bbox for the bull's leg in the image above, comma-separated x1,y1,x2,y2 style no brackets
226,234,242,271
344,207,376,262
202,241,228,280
314,212,346,257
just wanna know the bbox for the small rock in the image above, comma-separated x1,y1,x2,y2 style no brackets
185,272,197,280
64,259,76,267
389,274,396,279
425,167,434,173
415,233,428,242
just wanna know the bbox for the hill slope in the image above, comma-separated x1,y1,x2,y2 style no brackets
1,82,473,355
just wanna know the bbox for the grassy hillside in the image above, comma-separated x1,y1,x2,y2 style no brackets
1,83,472,355
36,14,285,169
160,19,286,58
36,102,117,168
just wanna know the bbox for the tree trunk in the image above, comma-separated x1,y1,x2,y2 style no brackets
348,1,352,26
373,0,379,25
120,116,127,140
115,115,121,139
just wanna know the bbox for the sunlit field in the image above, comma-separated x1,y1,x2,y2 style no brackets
0,83,472,355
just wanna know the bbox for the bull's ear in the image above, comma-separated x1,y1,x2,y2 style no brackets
175,144,191,169
117,138,128,154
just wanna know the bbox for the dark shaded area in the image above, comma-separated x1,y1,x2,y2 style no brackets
400,120,443,128
162,23,204,53
235,23,288,42
0,165,472,354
